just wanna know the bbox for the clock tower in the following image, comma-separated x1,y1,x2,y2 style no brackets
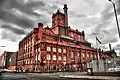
52,4,68,36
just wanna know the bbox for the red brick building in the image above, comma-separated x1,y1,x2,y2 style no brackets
17,4,100,72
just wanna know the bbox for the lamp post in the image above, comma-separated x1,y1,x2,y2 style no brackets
108,0,120,39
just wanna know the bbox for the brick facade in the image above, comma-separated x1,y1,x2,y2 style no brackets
17,4,114,72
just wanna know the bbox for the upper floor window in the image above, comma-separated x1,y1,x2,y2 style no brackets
78,52,81,59
58,56,62,60
38,47,40,52
63,49,66,53
87,53,89,57
38,54,41,61
53,47,56,52
53,55,56,60
46,54,51,60
81,53,85,57
71,51,74,59
71,33,74,37
47,46,51,51
63,56,66,61
58,48,62,53
35,55,38,61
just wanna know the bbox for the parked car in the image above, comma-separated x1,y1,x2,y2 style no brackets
114,66,120,72
107,67,115,72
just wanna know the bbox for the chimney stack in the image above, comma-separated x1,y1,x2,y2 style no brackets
109,44,112,51
38,23,43,27
63,4,68,27
82,31,85,40
38,23,43,40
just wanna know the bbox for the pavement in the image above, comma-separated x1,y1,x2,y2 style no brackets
1,72,120,80
57,72,120,80
59,75,120,80
27,72,120,80
27,72,87,78
0,72,88,80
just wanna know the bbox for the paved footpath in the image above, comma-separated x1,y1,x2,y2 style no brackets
59,75,120,80
27,72,120,80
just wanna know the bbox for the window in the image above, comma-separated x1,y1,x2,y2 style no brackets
94,55,97,58
58,48,62,53
30,60,31,64
71,33,74,37
78,52,80,57
63,49,66,53
35,55,37,61
53,55,56,60
47,47,51,51
58,56,62,60
63,56,66,61
53,47,56,52
46,54,51,60
71,52,74,59
38,53,41,61
78,52,81,59
27,60,29,64
38,47,40,52
82,53,85,57
87,54,89,57
9,58,11,62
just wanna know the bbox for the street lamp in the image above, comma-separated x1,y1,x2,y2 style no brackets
108,0,120,39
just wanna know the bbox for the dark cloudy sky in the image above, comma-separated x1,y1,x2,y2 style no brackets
0,0,120,55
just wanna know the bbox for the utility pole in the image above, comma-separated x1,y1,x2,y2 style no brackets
108,0,120,39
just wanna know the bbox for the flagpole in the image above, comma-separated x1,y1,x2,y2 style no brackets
96,37,99,72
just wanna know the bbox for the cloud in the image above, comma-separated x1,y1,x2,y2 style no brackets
113,44,120,50
1,24,27,35
1,30,22,42
116,0,120,15
0,0,53,42
0,7,34,29
0,0,53,30
0,0,45,16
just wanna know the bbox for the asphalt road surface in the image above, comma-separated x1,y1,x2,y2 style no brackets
0,73,110,80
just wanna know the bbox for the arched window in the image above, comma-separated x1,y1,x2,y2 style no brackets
58,56,62,60
47,46,51,51
63,55,66,61
53,47,56,52
38,53,41,61
91,54,93,58
46,54,51,60
71,51,74,59
35,55,37,61
81,53,85,57
58,48,62,53
78,52,81,59
63,49,66,53
53,55,56,60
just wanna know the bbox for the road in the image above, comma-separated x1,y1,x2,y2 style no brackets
0,72,119,80
0,72,88,80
